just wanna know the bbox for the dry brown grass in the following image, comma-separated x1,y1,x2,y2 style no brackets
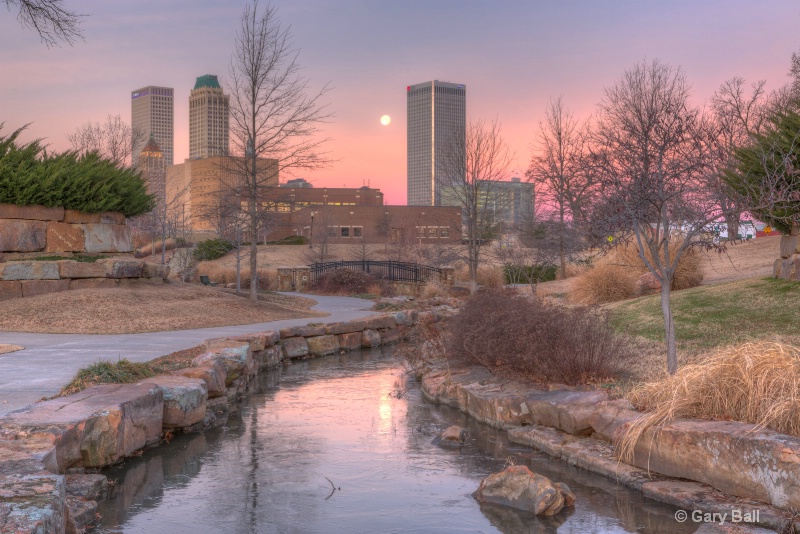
570,242,704,305
0,282,325,334
618,341,800,461
420,279,450,299
0,344,23,355
195,261,274,289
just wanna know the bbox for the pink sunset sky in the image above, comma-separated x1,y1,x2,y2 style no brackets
1,0,799,205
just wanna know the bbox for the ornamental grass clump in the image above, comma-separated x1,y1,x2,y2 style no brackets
59,359,156,396
618,342,800,462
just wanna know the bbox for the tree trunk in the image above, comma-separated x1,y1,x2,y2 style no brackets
559,208,566,279
235,245,242,294
249,230,258,301
725,214,740,241
660,280,678,374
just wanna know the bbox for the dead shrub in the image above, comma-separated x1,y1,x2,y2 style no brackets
312,268,377,295
618,342,800,462
455,264,504,288
570,243,704,304
448,289,636,385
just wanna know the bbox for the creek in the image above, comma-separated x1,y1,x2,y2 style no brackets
90,348,696,533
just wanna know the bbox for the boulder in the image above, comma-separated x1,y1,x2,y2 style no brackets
99,212,125,225
472,465,575,516
0,280,22,300
433,425,466,448
588,399,642,442
142,262,170,279
780,235,799,259
365,315,396,330
104,259,144,278
257,346,282,369
65,495,97,534
65,473,107,499
82,223,132,253
361,329,381,348
69,278,119,290
507,425,577,458
2,261,60,280
280,324,326,338
392,310,414,327
147,375,208,428
0,219,47,252
281,337,309,359
202,340,255,382
337,331,362,351
58,260,106,279
306,335,339,356
21,279,70,297
63,210,100,224
1,383,164,471
326,320,367,335
45,222,85,253
0,472,66,533
378,326,401,344
621,418,800,510
227,332,270,352
525,390,609,436
0,203,64,221
176,359,227,398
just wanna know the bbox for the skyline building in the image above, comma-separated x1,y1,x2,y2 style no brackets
136,135,166,207
131,85,174,167
189,74,230,160
406,80,466,206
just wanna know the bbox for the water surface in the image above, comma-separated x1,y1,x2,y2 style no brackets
92,349,696,533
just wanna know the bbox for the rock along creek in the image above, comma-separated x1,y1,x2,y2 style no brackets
90,348,697,533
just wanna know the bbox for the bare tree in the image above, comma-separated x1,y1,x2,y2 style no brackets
302,207,336,264
227,0,331,300
708,78,770,239
438,119,514,294
4,0,84,46
528,97,595,278
67,114,144,168
591,60,724,375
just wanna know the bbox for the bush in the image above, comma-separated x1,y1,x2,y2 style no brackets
503,264,558,285
312,268,377,295
570,242,704,304
60,359,155,396
0,126,154,217
448,289,635,385
618,342,800,461
193,238,234,261
266,235,309,245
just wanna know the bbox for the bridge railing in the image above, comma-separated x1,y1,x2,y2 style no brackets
308,260,443,284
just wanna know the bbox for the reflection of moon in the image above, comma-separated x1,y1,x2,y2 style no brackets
380,115,391,126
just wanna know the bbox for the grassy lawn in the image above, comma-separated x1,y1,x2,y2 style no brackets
608,277,800,353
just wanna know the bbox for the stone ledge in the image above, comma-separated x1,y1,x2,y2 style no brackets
419,364,800,528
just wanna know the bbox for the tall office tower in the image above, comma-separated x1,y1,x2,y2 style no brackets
136,135,166,207
131,86,174,167
407,80,466,206
189,74,230,160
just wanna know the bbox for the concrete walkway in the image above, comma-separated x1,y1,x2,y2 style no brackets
0,293,376,417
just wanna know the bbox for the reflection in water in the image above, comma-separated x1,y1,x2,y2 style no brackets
92,349,697,533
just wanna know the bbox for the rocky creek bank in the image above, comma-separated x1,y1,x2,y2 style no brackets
419,365,800,533
0,307,454,534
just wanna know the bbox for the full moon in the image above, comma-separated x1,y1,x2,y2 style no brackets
380,115,391,126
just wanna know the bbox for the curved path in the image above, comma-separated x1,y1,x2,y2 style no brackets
0,293,376,417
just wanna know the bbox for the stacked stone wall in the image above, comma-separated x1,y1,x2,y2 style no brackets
0,204,131,256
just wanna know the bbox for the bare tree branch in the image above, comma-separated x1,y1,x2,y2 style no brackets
4,0,85,46
67,114,143,168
